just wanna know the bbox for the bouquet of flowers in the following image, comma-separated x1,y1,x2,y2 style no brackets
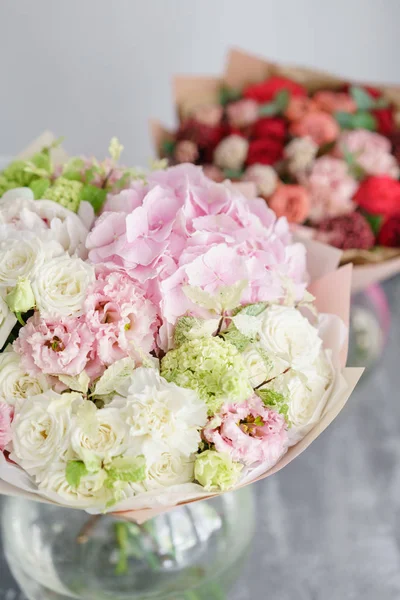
151,48,400,293
0,134,362,523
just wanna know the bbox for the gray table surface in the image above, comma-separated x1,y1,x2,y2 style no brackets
1,277,399,599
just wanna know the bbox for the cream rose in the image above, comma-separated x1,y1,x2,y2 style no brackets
214,135,249,171
71,404,128,466
32,255,95,317
241,345,270,388
0,346,50,406
0,236,49,287
10,391,82,476
0,293,16,349
145,451,195,490
37,462,109,508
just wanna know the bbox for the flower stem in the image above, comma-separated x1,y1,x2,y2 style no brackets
76,514,103,544
254,367,291,390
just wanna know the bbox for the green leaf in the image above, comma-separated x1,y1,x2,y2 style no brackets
31,152,52,173
161,139,176,156
79,184,107,213
29,178,51,199
232,302,268,317
335,111,355,129
219,85,242,106
66,460,88,489
352,111,377,131
259,89,290,117
363,212,382,236
342,148,365,180
219,324,252,352
91,357,136,397
256,388,290,424
62,170,83,182
174,316,219,347
184,280,248,313
58,371,90,393
223,168,244,180
105,455,146,484
109,137,124,162
350,86,376,111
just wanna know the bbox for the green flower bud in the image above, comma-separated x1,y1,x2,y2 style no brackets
194,450,242,491
6,279,36,314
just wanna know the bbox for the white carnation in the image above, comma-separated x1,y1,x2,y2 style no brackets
32,255,95,317
0,193,90,258
110,367,207,464
10,391,83,476
0,346,50,406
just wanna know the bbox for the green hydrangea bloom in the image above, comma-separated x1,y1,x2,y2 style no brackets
195,450,242,491
1,159,37,187
161,337,253,413
43,177,83,212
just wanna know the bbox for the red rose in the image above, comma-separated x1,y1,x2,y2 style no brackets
353,176,400,217
251,117,286,142
243,76,307,104
388,131,400,164
373,107,395,136
177,119,224,150
377,216,400,247
246,138,284,166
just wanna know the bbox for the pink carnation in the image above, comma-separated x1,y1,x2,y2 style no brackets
84,268,158,366
335,130,399,179
203,396,288,467
226,99,259,128
15,313,93,377
304,156,358,223
0,403,13,452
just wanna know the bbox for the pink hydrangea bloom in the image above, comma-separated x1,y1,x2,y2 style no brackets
0,403,13,452
203,395,288,467
15,313,93,377
87,165,309,346
84,267,158,366
303,156,358,223
335,129,399,179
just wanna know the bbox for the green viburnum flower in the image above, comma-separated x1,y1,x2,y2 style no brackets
0,175,20,196
43,177,83,212
1,159,37,188
194,450,242,491
161,337,252,414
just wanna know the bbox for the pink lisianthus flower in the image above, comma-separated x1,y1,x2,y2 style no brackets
203,396,288,467
14,313,93,377
303,156,358,223
0,403,13,452
335,129,400,179
84,268,158,366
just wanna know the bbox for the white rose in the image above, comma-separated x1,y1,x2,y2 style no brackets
37,461,109,508
241,344,270,388
110,367,207,465
0,236,50,287
243,164,278,197
214,135,249,171
259,305,322,371
0,293,16,349
10,390,83,476
265,349,332,434
0,194,90,258
0,346,50,406
284,136,318,176
145,451,195,490
70,403,128,466
32,255,95,317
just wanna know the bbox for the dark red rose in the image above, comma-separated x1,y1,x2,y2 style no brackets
251,117,286,142
373,107,395,136
243,76,307,104
353,176,400,217
246,138,284,166
388,131,400,164
315,212,375,250
177,119,224,150
377,216,400,247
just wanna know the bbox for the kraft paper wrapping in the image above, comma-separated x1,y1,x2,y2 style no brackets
151,48,400,292
0,134,363,524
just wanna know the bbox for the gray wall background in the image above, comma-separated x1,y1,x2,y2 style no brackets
1,0,399,165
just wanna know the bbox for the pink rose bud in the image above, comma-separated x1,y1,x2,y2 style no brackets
226,99,259,128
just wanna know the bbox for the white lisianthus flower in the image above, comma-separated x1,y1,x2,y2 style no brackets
145,451,195,490
70,403,128,467
0,236,54,288
0,346,50,406
110,367,207,465
0,292,16,349
10,391,83,476
32,255,95,317
0,193,90,258
37,462,109,509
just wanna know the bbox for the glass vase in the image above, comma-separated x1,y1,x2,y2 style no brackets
1,487,254,600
